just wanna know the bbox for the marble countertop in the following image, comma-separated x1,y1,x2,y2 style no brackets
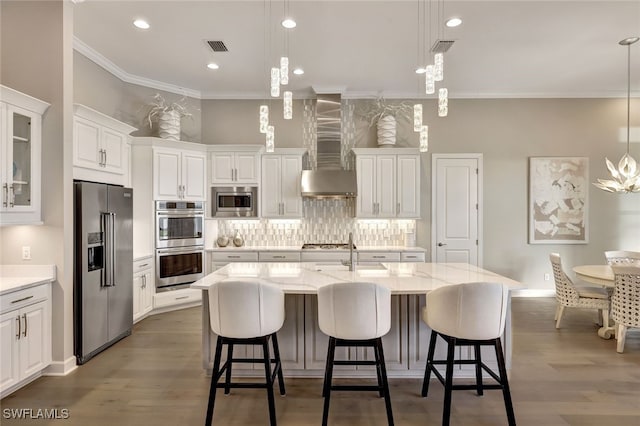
0,265,56,295
191,262,523,295
207,245,427,252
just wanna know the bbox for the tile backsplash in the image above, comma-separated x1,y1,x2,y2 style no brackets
214,199,416,247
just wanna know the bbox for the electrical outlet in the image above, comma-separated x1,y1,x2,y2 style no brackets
22,246,31,260
544,273,550,281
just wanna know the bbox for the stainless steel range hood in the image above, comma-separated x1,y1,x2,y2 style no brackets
301,93,357,199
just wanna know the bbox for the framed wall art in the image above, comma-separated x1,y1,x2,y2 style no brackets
529,157,589,244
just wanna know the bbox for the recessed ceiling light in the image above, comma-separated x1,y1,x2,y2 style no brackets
445,17,462,27
415,67,426,74
133,19,150,29
293,68,304,75
207,63,219,70
281,18,297,29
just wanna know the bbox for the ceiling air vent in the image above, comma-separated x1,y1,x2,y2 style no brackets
431,40,455,53
207,40,228,52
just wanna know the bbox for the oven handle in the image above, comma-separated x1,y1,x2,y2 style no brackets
157,247,205,255
156,211,205,216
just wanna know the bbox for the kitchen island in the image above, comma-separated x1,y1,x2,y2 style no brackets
191,262,524,378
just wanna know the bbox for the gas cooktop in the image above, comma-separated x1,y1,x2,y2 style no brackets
301,243,357,250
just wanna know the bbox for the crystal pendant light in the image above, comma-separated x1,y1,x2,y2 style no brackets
413,104,423,131
270,67,280,97
259,105,269,133
419,125,429,152
283,91,293,120
434,52,444,81
425,65,435,94
280,56,289,85
438,88,448,117
593,37,640,193
266,125,275,152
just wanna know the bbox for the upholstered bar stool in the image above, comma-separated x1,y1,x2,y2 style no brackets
421,282,516,426
317,282,394,426
205,280,286,426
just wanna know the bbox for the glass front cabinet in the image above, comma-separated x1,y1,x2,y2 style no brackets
0,85,50,225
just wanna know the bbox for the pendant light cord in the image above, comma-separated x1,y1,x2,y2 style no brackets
626,42,631,154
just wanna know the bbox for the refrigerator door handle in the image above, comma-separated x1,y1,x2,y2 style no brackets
102,212,117,287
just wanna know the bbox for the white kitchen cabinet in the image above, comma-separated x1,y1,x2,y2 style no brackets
153,147,206,201
258,251,301,262
133,257,154,323
353,149,421,219
357,251,401,263
261,149,304,219
0,85,49,226
0,283,51,398
210,149,261,185
73,104,136,186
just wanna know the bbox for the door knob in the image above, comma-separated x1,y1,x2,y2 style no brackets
437,242,447,247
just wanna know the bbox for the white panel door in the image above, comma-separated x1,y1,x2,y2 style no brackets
153,149,181,199
356,155,376,217
73,117,101,169
0,311,20,391
376,155,397,217
235,153,259,183
397,155,420,218
20,302,47,378
101,128,125,174
281,155,302,218
261,155,282,217
210,152,234,184
182,152,206,201
433,156,480,265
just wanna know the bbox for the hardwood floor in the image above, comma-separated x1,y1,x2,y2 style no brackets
2,297,639,425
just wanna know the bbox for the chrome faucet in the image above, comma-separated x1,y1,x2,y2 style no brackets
342,232,355,271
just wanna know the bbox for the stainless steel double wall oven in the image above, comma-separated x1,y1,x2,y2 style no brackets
155,200,205,291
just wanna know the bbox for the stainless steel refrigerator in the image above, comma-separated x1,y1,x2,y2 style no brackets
74,181,133,365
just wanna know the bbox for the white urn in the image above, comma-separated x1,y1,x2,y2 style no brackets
157,110,181,141
376,115,397,147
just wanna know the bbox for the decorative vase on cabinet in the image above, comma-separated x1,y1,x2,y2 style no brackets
377,115,397,147
157,110,181,141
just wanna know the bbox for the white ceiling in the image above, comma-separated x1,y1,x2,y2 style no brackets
73,0,640,99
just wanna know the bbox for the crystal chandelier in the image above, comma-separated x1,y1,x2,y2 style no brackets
593,37,640,193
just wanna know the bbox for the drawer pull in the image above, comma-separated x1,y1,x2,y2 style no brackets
138,263,149,268
273,255,285,259
373,256,386,259
11,295,34,304
227,256,241,259
406,256,417,259
175,296,189,300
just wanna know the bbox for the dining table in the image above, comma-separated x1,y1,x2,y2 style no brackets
572,264,615,339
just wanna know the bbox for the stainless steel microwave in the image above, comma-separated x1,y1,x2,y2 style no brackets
212,186,258,218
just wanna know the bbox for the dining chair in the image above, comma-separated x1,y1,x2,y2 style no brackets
206,280,286,426
610,265,640,353
605,250,640,266
549,253,610,329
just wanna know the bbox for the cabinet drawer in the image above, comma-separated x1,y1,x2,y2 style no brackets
358,252,401,262
211,251,259,262
1,284,50,314
401,252,426,262
300,252,350,263
258,252,301,262
153,289,201,309
133,257,153,273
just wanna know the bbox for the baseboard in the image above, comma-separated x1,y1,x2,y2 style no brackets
512,289,555,298
43,356,77,376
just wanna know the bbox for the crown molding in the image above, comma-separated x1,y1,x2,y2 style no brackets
73,36,201,99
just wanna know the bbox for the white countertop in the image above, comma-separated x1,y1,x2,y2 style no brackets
207,245,427,252
191,262,523,295
0,265,56,295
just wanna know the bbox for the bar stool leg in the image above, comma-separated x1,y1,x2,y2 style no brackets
375,337,395,426
474,343,484,396
224,343,234,395
271,333,286,396
206,337,224,426
262,337,277,426
442,336,456,426
494,338,516,426
421,330,438,397
322,337,337,426
373,339,384,398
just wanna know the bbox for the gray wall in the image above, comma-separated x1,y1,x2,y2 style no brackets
74,51,640,293
0,0,75,368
